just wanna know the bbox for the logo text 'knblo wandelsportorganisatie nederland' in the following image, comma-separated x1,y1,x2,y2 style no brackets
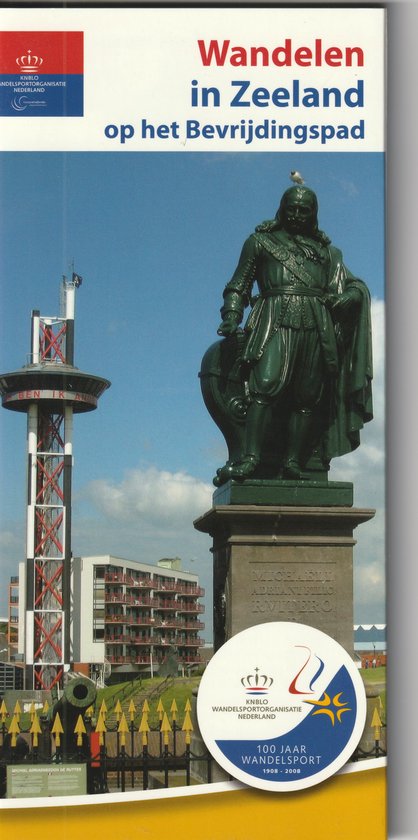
0,31,83,116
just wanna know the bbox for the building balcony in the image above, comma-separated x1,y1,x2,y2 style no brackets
106,592,155,603
124,615,156,627
126,635,162,645
106,654,151,665
151,580,180,593
177,636,205,647
176,584,205,597
153,617,185,629
104,572,154,588
104,572,125,583
104,634,132,643
104,592,125,603
156,638,177,648
176,602,205,614
104,614,125,623
125,577,153,589
157,599,178,610
183,620,205,631
105,615,154,627
129,596,160,607
106,595,161,608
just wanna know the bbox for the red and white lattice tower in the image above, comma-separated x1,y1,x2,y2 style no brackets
0,276,110,690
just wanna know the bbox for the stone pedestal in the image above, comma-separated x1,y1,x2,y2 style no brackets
194,483,375,657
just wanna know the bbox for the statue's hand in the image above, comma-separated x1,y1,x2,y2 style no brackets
325,289,362,319
217,312,240,336
323,293,338,310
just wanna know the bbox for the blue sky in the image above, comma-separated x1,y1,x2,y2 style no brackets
0,151,385,635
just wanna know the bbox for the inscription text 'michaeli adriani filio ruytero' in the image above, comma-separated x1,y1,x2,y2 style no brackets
250,565,336,614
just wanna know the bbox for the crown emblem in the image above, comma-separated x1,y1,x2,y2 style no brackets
241,666,273,693
16,50,44,73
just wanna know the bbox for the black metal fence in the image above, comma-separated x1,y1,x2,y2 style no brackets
0,711,386,798
0,714,214,796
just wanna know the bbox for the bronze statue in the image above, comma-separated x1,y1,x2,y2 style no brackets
200,184,373,486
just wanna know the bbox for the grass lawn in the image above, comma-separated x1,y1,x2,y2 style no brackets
96,675,201,727
359,665,386,684
360,666,386,723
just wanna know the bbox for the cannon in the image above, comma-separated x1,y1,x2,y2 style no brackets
49,675,97,760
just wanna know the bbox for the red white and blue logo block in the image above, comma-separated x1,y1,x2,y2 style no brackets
0,31,83,116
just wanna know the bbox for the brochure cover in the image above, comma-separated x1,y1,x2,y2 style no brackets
0,4,386,839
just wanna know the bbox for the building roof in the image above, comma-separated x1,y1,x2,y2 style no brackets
353,624,387,652
354,624,386,641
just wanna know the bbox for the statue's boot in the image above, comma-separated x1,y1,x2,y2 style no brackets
228,400,269,480
214,400,270,484
283,409,313,479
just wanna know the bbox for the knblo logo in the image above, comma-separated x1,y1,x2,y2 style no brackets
16,49,44,73
241,667,274,694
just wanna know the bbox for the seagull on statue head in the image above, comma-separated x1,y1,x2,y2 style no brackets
290,170,304,184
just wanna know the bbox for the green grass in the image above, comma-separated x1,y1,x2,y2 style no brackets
359,665,386,684
360,666,386,723
96,676,201,727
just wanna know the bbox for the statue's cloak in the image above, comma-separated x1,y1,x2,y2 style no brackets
322,249,373,460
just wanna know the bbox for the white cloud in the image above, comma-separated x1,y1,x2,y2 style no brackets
80,467,213,526
354,554,386,618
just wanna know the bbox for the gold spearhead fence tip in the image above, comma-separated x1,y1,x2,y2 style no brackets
114,699,123,720
170,699,178,721
85,705,94,718
139,712,150,745
99,699,108,718
30,712,42,747
118,712,129,746
128,699,136,719
8,714,20,733
95,711,107,746
142,699,150,713
0,699,8,721
95,711,107,733
184,699,192,712
139,713,150,733
52,712,64,746
30,712,42,734
75,714,87,747
118,712,129,734
182,709,194,744
43,699,49,714
8,715,20,748
161,711,172,746
157,699,165,719
13,700,22,718
371,706,383,733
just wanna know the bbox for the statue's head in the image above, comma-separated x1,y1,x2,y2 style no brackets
276,185,319,236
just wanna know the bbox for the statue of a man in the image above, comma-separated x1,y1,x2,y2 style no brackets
210,184,373,485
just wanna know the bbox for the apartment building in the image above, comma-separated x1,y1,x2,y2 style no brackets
71,555,205,678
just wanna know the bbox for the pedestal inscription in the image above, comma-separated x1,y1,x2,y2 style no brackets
249,558,336,617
